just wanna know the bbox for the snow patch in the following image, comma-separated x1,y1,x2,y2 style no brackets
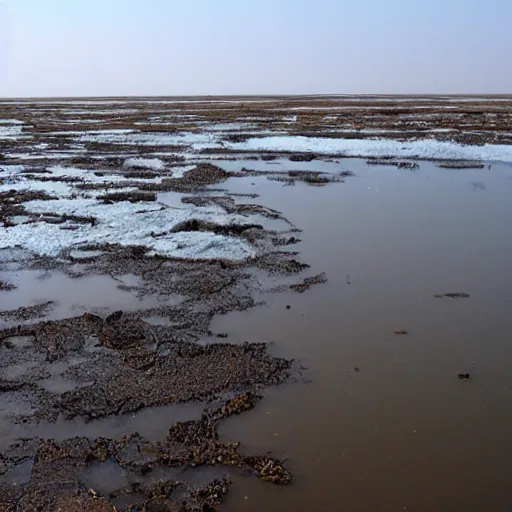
1,196,256,261
0,125,23,138
123,158,165,171
227,136,512,163
76,131,220,150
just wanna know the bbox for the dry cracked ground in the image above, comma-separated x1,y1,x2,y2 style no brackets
1,95,511,511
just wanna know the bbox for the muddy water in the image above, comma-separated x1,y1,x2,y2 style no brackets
212,160,512,511
0,270,184,328
1,157,512,510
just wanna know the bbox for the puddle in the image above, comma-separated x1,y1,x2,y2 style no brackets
0,459,34,487
36,376,84,394
80,459,229,497
3,362,39,381
0,402,204,452
0,270,179,325
2,335,35,348
216,157,346,174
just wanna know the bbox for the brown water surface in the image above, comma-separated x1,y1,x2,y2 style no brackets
212,159,512,511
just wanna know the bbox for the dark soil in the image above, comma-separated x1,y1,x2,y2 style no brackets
288,153,316,162
0,394,290,511
170,219,263,238
290,273,327,293
367,158,419,169
434,293,470,298
151,164,230,193
0,280,16,291
98,191,157,203
436,161,485,169
0,309,292,421
0,301,55,322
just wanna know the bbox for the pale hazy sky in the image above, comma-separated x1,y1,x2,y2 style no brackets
0,0,511,98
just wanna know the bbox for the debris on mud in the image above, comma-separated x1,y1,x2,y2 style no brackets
0,301,55,322
458,373,471,380
0,280,16,291
98,191,157,203
170,219,263,238
367,158,419,169
0,310,292,422
290,273,327,293
256,253,310,274
0,393,291,511
434,293,470,298
270,170,335,186
393,329,408,335
288,153,316,162
181,195,288,223
155,164,230,192
436,160,485,169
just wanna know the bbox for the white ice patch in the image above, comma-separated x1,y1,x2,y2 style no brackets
5,152,86,160
1,198,255,261
0,166,162,199
76,131,220,150
0,125,23,138
0,179,75,198
0,119,24,125
123,158,165,171
206,122,252,132
228,136,512,163
0,165,25,177
49,129,135,136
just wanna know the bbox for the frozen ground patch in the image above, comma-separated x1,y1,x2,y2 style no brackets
228,136,512,163
1,195,257,261
0,125,23,139
75,131,221,150
123,158,165,171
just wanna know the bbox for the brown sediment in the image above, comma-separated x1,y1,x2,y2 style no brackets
170,219,263,236
0,392,291,511
98,191,157,203
0,301,55,322
434,293,470,298
288,153,317,162
0,280,16,291
367,158,419,169
290,273,328,293
435,160,485,169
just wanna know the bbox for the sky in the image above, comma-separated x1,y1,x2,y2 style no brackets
0,0,511,98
